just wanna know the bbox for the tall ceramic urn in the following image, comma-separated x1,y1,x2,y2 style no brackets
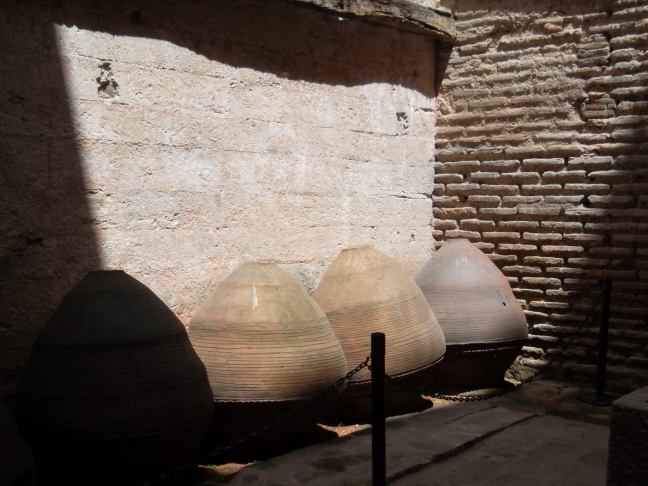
0,404,36,486
415,239,529,394
312,246,446,421
13,271,214,484
188,262,347,456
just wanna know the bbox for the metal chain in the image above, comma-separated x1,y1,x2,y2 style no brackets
135,356,371,486
386,284,606,403
135,281,607,484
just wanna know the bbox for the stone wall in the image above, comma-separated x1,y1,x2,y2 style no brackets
436,0,648,393
0,0,438,399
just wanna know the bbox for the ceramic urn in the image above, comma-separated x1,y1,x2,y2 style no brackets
0,404,36,486
188,262,347,456
13,270,214,484
313,245,446,420
415,239,529,394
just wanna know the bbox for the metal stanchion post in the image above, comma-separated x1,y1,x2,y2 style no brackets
578,278,616,406
372,332,386,486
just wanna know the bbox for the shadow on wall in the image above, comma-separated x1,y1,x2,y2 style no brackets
0,0,438,401
55,0,437,96
0,8,102,401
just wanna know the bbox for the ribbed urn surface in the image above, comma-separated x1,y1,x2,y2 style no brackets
13,270,214,484
415,239,529,393
188,262,348,454
313,245,446,420
1,404,35,486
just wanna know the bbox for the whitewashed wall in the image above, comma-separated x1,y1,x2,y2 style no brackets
0,0,438,397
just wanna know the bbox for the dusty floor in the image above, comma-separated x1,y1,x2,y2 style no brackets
189,380,612,485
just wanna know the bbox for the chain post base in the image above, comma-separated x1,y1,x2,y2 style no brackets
577,392,617,407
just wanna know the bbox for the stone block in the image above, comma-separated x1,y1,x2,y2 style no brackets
474,242,495,250
479,207,518,215
567,156,614,168
460,218,496,229
482,231,521,240
546,267,585,275
567,258,610,267
530,301,570,309
499,172,541,184
487,254,517,263
589,247,635,256
607,386,648,486
612,183,648,194
478,184,520,195
518,206,563,216
589,170,635,180
433,195,459,206
564,234,606,242
500,244,537,251
470,171,500,181
543,195,586,204
503,196,543,204
521,184,563,194
446,183,481,194
467,195,501,206
564,183,610,193
542,170,587,182
434,219,459,230
587,195,635,204
433,207,478,219
523,232,563,241
445,229,481,239
481,159,521,171
525,256,564,265
435,173,464,183
564,208,611,217
500,221,539,229
502,265,542,275
434,160,481,172
609,208,648,218
541,221,583,230
523,277,561,287
542,245,585,254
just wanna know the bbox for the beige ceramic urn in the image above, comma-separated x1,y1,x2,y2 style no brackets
415,239,529,394
313,245,446,420
188,262,347,456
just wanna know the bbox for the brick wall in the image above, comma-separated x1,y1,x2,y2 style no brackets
436,0,648,393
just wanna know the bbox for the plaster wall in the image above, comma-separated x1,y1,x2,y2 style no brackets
0,0,438,398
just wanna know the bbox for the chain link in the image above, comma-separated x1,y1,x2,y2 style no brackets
386,285,605,403
135,356,371,486
136,281,606,484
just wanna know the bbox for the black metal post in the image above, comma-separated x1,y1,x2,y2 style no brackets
578,278,616,406
372,332,386,486
595,277,612,396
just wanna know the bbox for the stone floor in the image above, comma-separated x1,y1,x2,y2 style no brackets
198,380,611,486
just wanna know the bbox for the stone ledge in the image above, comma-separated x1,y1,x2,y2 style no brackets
607,386,648,486
282,0,456,41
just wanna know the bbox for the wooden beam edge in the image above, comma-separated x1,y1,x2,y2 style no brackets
282,0,457,42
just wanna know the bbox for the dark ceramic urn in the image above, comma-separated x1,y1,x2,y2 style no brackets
313,246,446,421
415,239,529,394
0,404,36,486
13,270,214,484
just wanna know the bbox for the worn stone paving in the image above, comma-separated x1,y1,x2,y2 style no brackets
221,381,610,486
230,402,533,486
391,414,609,486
